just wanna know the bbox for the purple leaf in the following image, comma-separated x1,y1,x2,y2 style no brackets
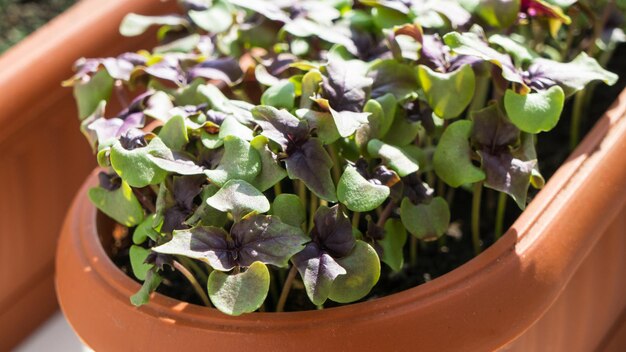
153,226,237,271
478,151,536,209
188,57,243,84
292,242,347,305
309,205,355,258
230,215,307,268
321,58,373,112
252,106,309,150
471,103,520,150
284,139,337,202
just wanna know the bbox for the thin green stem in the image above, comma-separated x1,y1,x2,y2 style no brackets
570,90,586,151
308,191,318,231
494,192,507,241
326,143,341,184
472,182,483,255
276,265,298,312
351,211,361,228
469,74,490,113
297,180,307,209
273,182,282,196
410,236,418,267
173,260,211,307
178,256,208,284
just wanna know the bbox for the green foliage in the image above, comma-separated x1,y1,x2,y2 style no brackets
70,0,620,315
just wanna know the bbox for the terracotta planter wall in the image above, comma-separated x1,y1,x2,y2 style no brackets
0,0,176,350
55,85,626,351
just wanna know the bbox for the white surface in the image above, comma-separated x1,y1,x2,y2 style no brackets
12,312,91,352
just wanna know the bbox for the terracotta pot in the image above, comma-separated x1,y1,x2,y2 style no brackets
0,0,176,350
56,82,626,351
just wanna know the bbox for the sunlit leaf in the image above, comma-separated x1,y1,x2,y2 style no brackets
208,261,270,316
504,85,564,133
433,120,485,187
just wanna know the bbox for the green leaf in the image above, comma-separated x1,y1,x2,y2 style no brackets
356,99,384,150
337,165,389,212
159,115,188,151
185,185,228,227
443,31,524,85
188,1,233,33
205,135,261,186
129,245,153,280
376,93,397,138
132,214,160,244
367,139,419,177
433,120,485,187
261,80,296,110
297,109,341,144
294,246,347,305
283,18,358,55
74,70,114,119
504,85,564,133
200,130,224,149
400,197,450,241
418,64,475,119
228,0,290,22
271,194,306,227
110,137,170,188
218,115,254,141
489,34,537,66
88,181,144,227
368,60,419,100
372,7,410,29
329,108,370,138
381,108,421,146
249,135,287,191
130,269,162,307
300,69,323,109
206,179,270,219
476,0,520,28
119,14,187,37
208,261,270,316
328,241,381,303
379,219,407,272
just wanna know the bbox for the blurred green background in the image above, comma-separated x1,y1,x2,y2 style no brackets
0,0,77,53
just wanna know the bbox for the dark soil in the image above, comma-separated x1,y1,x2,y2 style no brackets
107,43,626,312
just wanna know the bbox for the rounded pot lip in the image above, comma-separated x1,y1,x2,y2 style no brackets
59,87,626,333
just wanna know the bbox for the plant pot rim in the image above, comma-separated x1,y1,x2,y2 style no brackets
57,87,626,349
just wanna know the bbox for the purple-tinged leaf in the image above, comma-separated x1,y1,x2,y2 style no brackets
292,242,347,306
310,205,355,258
188,57,243,84
147,151,205,176
252,106,309,150
153,226,237,271
478,151,536,209
471,103,520,149
525,53,618,96
443,31,525,86
321,58,373,112
285,138,337,202
230,214,307,268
